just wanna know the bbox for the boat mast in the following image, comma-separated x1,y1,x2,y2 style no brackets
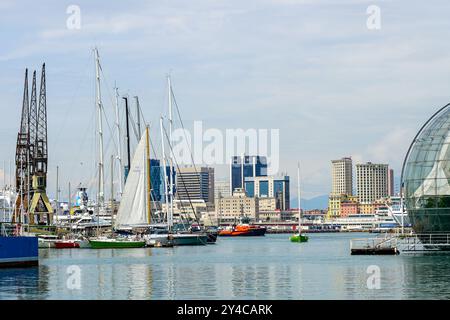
110,154,114,227
56,165,59,220
145,126,151,225
123,96,131,182
94,48,105,212
167,76,174,230
135,96,141,136
297,162,302,234
160,117,172,231
114,86,123,196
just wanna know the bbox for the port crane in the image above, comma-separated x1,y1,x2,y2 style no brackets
14,64,53,226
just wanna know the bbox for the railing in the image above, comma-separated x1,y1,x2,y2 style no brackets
400,233,450,252
350,235,398,251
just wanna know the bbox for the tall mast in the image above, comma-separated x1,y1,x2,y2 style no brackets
123,96,131,182
160,117,171,230
114,86,123,196
145,126,151,225
297,162,302,234
56,166,59,217
167,76,174,229
94,48,105,211
135,96,141,136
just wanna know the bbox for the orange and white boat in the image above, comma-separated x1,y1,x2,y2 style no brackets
218,224,266,237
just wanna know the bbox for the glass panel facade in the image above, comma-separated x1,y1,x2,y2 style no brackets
259,181,269,197
244,181,254,197
231,155,267,192
149,159,176,203
404,106,450,233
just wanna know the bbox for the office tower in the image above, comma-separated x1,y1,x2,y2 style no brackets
356,162,389,203
176,166,213,203
150,159,175,203
215,179,231,199
244,175,290,210
230,155,267,194
388,169,395,196
207,167,214,204
331,157,353,196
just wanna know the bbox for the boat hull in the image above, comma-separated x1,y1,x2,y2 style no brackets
38,239,57,248
219,227,267,237
172,234,208,246
55,241,80,249
89,239,146,249
0,236,39,268
290,234,309,243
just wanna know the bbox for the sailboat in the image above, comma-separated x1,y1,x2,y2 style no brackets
90,127,150,249
87,48,145,249
290,163,308,243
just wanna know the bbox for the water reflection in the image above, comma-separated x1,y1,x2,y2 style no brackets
402,254,450,299
0,265,49,300
3,234,450,299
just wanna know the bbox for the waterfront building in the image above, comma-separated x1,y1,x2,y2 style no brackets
356,162,389,204
215,188,259,223
359,202,374,215
176,166,213,203
327,194,343,218
403,105,450,233
230,155,267,194
388,168,395,196
331,157,353,196
214,179,231,199
243,175,290,210
163,199,214,221
258,197,277,212
340,200,359,217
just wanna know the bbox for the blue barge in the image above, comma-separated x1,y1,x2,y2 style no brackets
0,236,39,268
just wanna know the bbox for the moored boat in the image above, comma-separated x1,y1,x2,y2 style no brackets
219,224,266,237
290,163,309,244
38,234,58,248
0,235,39,268
89,237,146,249
290,233,309,243
172,233,208,245
55,239,80,249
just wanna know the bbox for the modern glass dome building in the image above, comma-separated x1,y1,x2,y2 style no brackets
403,103,450,233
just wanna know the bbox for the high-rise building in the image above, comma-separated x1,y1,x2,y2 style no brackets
230,155,267,194
356,162,389,203
176,166,213,203
214,179,230,199
331,157,353,196
150,159,176,203
244,175,290,210
388,169,395,196
207,167,214,204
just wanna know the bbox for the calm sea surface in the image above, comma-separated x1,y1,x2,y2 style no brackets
1,233,450,300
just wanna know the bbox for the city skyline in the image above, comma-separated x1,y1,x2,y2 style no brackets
2,1,450,200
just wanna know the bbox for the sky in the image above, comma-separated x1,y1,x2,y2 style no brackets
1,0,450,201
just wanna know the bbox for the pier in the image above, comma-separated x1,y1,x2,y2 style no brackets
350,233,450,254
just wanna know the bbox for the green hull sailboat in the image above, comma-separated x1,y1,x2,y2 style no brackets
89,238,146,249
291,162,309,244
290,233,309,243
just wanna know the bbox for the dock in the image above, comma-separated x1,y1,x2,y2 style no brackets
350,233,450,255
350,236,399,255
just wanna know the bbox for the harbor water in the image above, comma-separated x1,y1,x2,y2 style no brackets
1,233,450,300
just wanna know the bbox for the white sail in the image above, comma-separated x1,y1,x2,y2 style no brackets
414,131,450,197
115,132,148,228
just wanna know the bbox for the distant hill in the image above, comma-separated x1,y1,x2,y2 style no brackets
290,194,328,210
